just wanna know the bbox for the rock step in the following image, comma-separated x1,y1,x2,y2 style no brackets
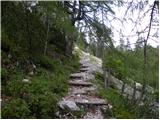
69,86,97,95
80,65,90,69
70,73,83,79
76,100,107,106
68,80,93,87
79,68,89,72
64,95,107,106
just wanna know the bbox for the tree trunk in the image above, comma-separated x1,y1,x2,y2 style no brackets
24,5,32,62
65,35,73,56
132,81,136,103
121,82,125,96
141,42,147,101
44,14,49,56
104,68,110,89
104,69,107,89
140,1,157,101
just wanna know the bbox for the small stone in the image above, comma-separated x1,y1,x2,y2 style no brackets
22,79,31,83
33,64,36,69
108,104,113,109
139,101,144,106
55,111,60,116
84,99,89,103
8,54,11,59
58,100,80,111
29,71,34,76
101,106,107,111
77,94,81,97
16,61,19,66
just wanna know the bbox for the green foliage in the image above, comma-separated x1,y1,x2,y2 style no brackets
94,72,158,119
27,92,58,118
35,55,59,70
2,98,31,119
6,71,24,97
1,30,15,53
103,52,126,80
72,106,85,118
2,1,78,64
102,45,158,89
63,54,80,73
2,53,80,118
1,67,8,81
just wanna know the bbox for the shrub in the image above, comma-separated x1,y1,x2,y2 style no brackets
103,55,126,80
27,92,58,118
35,55,59,70
6,72,25,97
1,30,15,53
1,67,8,85
2,49,80,118
2,98,30,119
114,109,132,119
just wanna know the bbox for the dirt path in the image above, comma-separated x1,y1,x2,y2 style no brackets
57,47,110,119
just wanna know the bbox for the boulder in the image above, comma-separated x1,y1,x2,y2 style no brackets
58,100,80,111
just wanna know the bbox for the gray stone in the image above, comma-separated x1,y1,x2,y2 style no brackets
150,101,159,112
29,71,34,76
8,54,12,59
135,82,142,90
58,100,80,111
55,111,60,116
22,79,31,83
33,64,36,69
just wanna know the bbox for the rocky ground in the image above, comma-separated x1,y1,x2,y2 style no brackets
57,47,111,119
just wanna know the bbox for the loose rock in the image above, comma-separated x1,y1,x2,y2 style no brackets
58,100,80,111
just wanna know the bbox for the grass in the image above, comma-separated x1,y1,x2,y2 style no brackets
93,72,159,119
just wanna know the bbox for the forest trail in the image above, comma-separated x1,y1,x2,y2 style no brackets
58,46,111,118
57,46,157,119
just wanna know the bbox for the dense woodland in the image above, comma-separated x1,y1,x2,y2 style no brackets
1,1,159,119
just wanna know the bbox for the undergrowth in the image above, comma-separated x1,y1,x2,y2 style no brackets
93,72,159,119
1,48,80,118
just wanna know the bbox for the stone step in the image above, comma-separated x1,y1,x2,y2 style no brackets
68,80,93,87
81,65,90,69
64,95,107,106
69,86,97,95
76,99,107,106
70,73,83,79
79,68,89,72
